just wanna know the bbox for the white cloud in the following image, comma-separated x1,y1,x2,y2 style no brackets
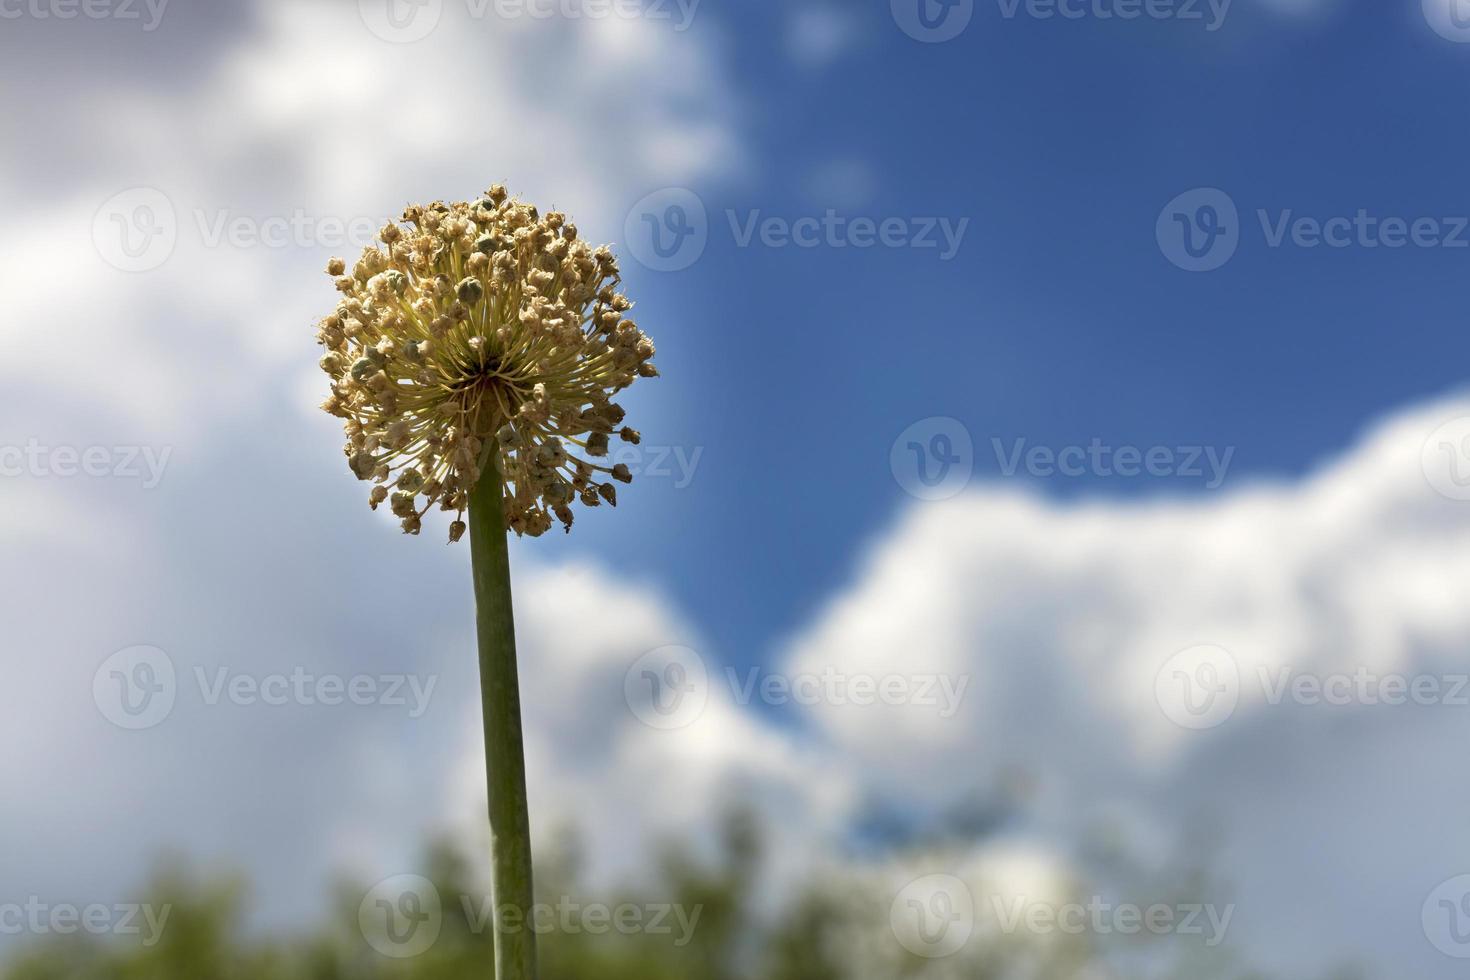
780,392,1470,974
443,560,856,894
9,386,1470,974
404,389,1470,974
0,0,748,937
0,0,743,434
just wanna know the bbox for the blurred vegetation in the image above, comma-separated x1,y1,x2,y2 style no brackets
3,811,1363,980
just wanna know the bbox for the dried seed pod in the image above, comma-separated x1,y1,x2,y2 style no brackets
316,187,658,539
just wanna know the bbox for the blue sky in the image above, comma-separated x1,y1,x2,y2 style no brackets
574,0,1470,674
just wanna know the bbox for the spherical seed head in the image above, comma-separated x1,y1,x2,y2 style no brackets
315,187,658,539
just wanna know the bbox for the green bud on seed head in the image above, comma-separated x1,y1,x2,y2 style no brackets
457,277,484,306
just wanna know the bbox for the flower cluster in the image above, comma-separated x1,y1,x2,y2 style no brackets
317,185,657,539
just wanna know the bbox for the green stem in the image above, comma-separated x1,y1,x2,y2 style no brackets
468,441,538,980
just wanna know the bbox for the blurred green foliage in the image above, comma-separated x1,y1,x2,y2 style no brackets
2,812,1359,980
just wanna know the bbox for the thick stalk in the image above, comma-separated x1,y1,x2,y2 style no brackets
468,442,537,980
